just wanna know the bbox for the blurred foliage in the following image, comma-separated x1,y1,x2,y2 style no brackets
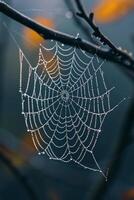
123,188,134,200
93,0,134,23
0,144,25,166
20,134,36,156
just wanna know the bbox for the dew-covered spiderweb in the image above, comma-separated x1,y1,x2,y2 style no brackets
19,40,125,179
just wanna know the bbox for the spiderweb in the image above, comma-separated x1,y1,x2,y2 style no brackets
19,40,124,179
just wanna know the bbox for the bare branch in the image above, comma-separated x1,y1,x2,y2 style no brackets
0,1,134,80
64,0,97,43
75,0,117,49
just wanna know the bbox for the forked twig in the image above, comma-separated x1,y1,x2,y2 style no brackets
64,0,95,42
75,0,116,50
0,1,134,80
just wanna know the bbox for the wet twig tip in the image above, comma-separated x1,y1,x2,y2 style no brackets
89,12,94,21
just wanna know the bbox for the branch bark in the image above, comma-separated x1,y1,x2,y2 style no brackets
0,1,134,80
64,0,96,43
75,0,116,50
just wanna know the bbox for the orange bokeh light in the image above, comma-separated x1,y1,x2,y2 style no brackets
123,188,134,200
23,16,54,48
93,0,134,23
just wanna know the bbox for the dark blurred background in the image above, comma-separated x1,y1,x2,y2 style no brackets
0,0,134,200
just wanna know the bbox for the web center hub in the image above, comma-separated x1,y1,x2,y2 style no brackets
61,90,69,102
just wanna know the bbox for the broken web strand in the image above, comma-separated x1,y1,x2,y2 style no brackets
19,36,126,180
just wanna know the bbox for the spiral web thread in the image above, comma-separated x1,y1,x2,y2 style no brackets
19,40,125,179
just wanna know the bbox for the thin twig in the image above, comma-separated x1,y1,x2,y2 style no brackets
64,0,95,42
0,1,134,80
74,0,134,199
91,98,134,200
74,0,134,79
75,0,116,50
0,150,38,200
